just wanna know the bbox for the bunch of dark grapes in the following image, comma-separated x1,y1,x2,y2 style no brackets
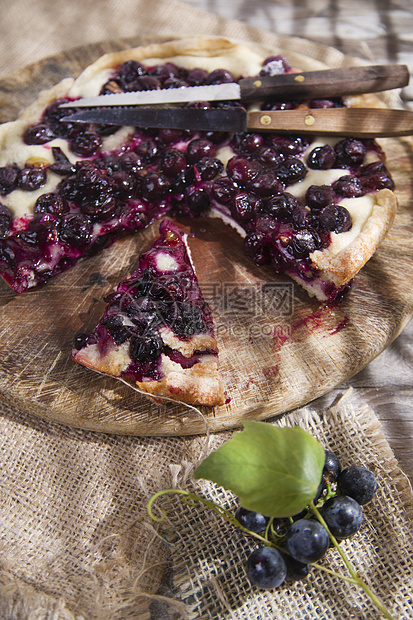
236,449,377,589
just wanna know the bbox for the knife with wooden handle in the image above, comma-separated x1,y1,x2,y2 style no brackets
59,64,410,108
62,105,413,138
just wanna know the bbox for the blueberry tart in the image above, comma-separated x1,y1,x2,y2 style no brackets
0,36,396,302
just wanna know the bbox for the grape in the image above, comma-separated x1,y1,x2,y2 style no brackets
281,552,312,583
319,495,363,539
323,450,341,483
337,465,377,505
246,547,287,589
235,506,268,534
284,519,329,564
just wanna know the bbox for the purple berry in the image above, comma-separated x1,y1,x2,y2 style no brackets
135,139,159,162
150,62,180,80
0,165,20,194
232,132,264,154
129,332,163,362
211,177,238,205
289,228,322,257
318,204,352,233
333,175,365,198
205,69,234,84
186,68,208,86
305,184,336,210
275,157,307,184
186,186,211,214
125,75,161,91
59,213,92,247
256,145,285,167
284,519,329,564
226,156,262,186
186,139,215,164
142,172,170,202
69,131,102,157
34,192,69,216
157,128,187,145
234,506,268,533
18,166,47,191
232,192,262,222
337,465,377,505
24,123,56,145
118,60,146,84
358,161,395,191
161,149,187,177
319,495,363,539
307,144,336,170
268,135,309,156
0,204,13,238
247,171,283,197
194,156,223,181
263,192,298,221
260,55,291,76
246,547,287,589
334,138,366,168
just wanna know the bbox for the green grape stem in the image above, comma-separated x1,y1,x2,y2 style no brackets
310,502,395,620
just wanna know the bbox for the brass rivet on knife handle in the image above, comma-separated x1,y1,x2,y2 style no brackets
247,108,413,137
259,114,272,126
304,114,316,126
294,75,305,82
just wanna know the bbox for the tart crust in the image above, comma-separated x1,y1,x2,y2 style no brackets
310,188,397,288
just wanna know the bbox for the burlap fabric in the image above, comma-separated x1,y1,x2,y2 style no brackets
1,390,413,619
0,1,412,618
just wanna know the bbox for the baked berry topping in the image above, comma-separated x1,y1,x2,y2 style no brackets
24,123,57,145
260,54,291,76
0,204,12,233
227,156,262,185
307,145,336,170
18,166,47,191
333,176,365,198
305,185,337,210
34,193,70,216
129,332,164,362
211,177,238,205
318,205,352,233
59,213,92,248
49,146,76,176
232,192,262,221
275,157,307,184
0,57,395,299
334,138,366,168
205,68,235,84
0,165,20,195
73,221,218,386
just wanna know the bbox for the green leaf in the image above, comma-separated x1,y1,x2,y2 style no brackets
194,421,325,518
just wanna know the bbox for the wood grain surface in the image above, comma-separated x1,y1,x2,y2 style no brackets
0,37,412,437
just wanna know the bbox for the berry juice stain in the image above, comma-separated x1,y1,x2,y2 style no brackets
272,303,349,352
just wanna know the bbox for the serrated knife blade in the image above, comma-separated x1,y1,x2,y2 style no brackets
62,106,413,138
59,64,409,108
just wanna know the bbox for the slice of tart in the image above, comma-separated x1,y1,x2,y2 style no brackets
72,219,225,406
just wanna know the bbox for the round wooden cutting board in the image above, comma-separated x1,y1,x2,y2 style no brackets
0,36,412,437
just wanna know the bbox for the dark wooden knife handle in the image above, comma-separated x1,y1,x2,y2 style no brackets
239,64,409,101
